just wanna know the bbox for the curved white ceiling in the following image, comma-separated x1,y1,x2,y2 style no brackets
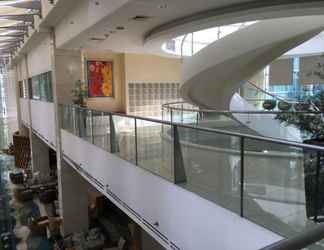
144,1,324,56
180,16,324,110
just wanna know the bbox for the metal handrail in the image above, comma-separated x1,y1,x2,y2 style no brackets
245,81,320,111
162,81,321,114
260,223,324,250
62,103,324,247
162,101,323,114
246,80,288,102
64,103,324,152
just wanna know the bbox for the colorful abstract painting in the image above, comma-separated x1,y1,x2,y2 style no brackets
87,60,113,97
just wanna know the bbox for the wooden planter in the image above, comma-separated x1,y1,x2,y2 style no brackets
13,132,31,169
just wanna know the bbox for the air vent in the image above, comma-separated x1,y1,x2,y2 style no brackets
89,37,105,41
131,15,152,21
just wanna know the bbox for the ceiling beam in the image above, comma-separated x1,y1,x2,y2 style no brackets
0,37,23,42
7,1,41,11
0,33,25,38
0,14,35,23
0,44,19,51
0,25,28,31
0,40,21,45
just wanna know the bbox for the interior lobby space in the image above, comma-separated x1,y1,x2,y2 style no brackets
4,1,324,250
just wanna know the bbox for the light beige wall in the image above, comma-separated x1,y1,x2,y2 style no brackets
124,53,181,114
55,49,82,104
80,52,181,113
83,50,126,113
124,53,181,83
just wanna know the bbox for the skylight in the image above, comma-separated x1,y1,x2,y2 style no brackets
162,21,258,56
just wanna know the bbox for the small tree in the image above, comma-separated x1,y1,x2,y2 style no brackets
71,80,88,107
276,90,324,139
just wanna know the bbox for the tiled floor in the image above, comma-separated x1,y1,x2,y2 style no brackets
0,118,52,250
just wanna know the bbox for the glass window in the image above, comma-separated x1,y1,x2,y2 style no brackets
31,71,53,102
31,75,41,100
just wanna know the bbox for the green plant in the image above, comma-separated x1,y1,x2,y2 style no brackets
275,91,324,139
71,80,88,106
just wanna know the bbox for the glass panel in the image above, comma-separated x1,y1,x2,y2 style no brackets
177,126,241,214
74,107,87,139
305,239,324,250
112,115,136,163
39,73,47,101
46,72,53,102
84,110,93,143
62,105,74,133
243,138,317,238
92,111,111,152
137,119,173,182
171,107,182,123
31,76,40,100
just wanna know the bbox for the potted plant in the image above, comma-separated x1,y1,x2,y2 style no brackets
294,102,311,111
71,80,88,107
278,100,292,111
275,91,324,221
262,99,277,110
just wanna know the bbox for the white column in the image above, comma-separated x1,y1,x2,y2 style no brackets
60,160,89,235
31,132,50,174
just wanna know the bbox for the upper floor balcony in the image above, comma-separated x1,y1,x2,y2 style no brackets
59,103,324,250
19,71,56,148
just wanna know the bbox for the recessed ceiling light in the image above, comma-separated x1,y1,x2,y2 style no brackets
89,37,105,41
131,16,152,22
158,3,168,9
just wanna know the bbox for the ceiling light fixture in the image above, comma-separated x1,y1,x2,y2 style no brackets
131,16,152,22
158,3,168,9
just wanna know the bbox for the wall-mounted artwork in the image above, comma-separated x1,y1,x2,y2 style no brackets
87,60,114,97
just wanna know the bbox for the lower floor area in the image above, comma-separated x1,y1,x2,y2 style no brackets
0,117,165,250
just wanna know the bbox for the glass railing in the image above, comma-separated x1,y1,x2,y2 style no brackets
60,104,324,247
239,81,300,111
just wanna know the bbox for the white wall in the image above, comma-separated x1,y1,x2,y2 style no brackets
61,129,282,250
55,0,130,48
31,100,56,147
20,98,30,126
27,33,52,77
16,56,28,81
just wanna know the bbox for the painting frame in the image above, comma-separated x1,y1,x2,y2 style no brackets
86,60,114,98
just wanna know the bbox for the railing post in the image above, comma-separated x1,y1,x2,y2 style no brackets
314,151,321,222
134,118,138,165
90,110,94,144
109,114,117,153
196,111,199,126
181,104,184,123
103,112,109,151
173,125,186,184
240,137,245,218
170,108,173,123
72,106,77,135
